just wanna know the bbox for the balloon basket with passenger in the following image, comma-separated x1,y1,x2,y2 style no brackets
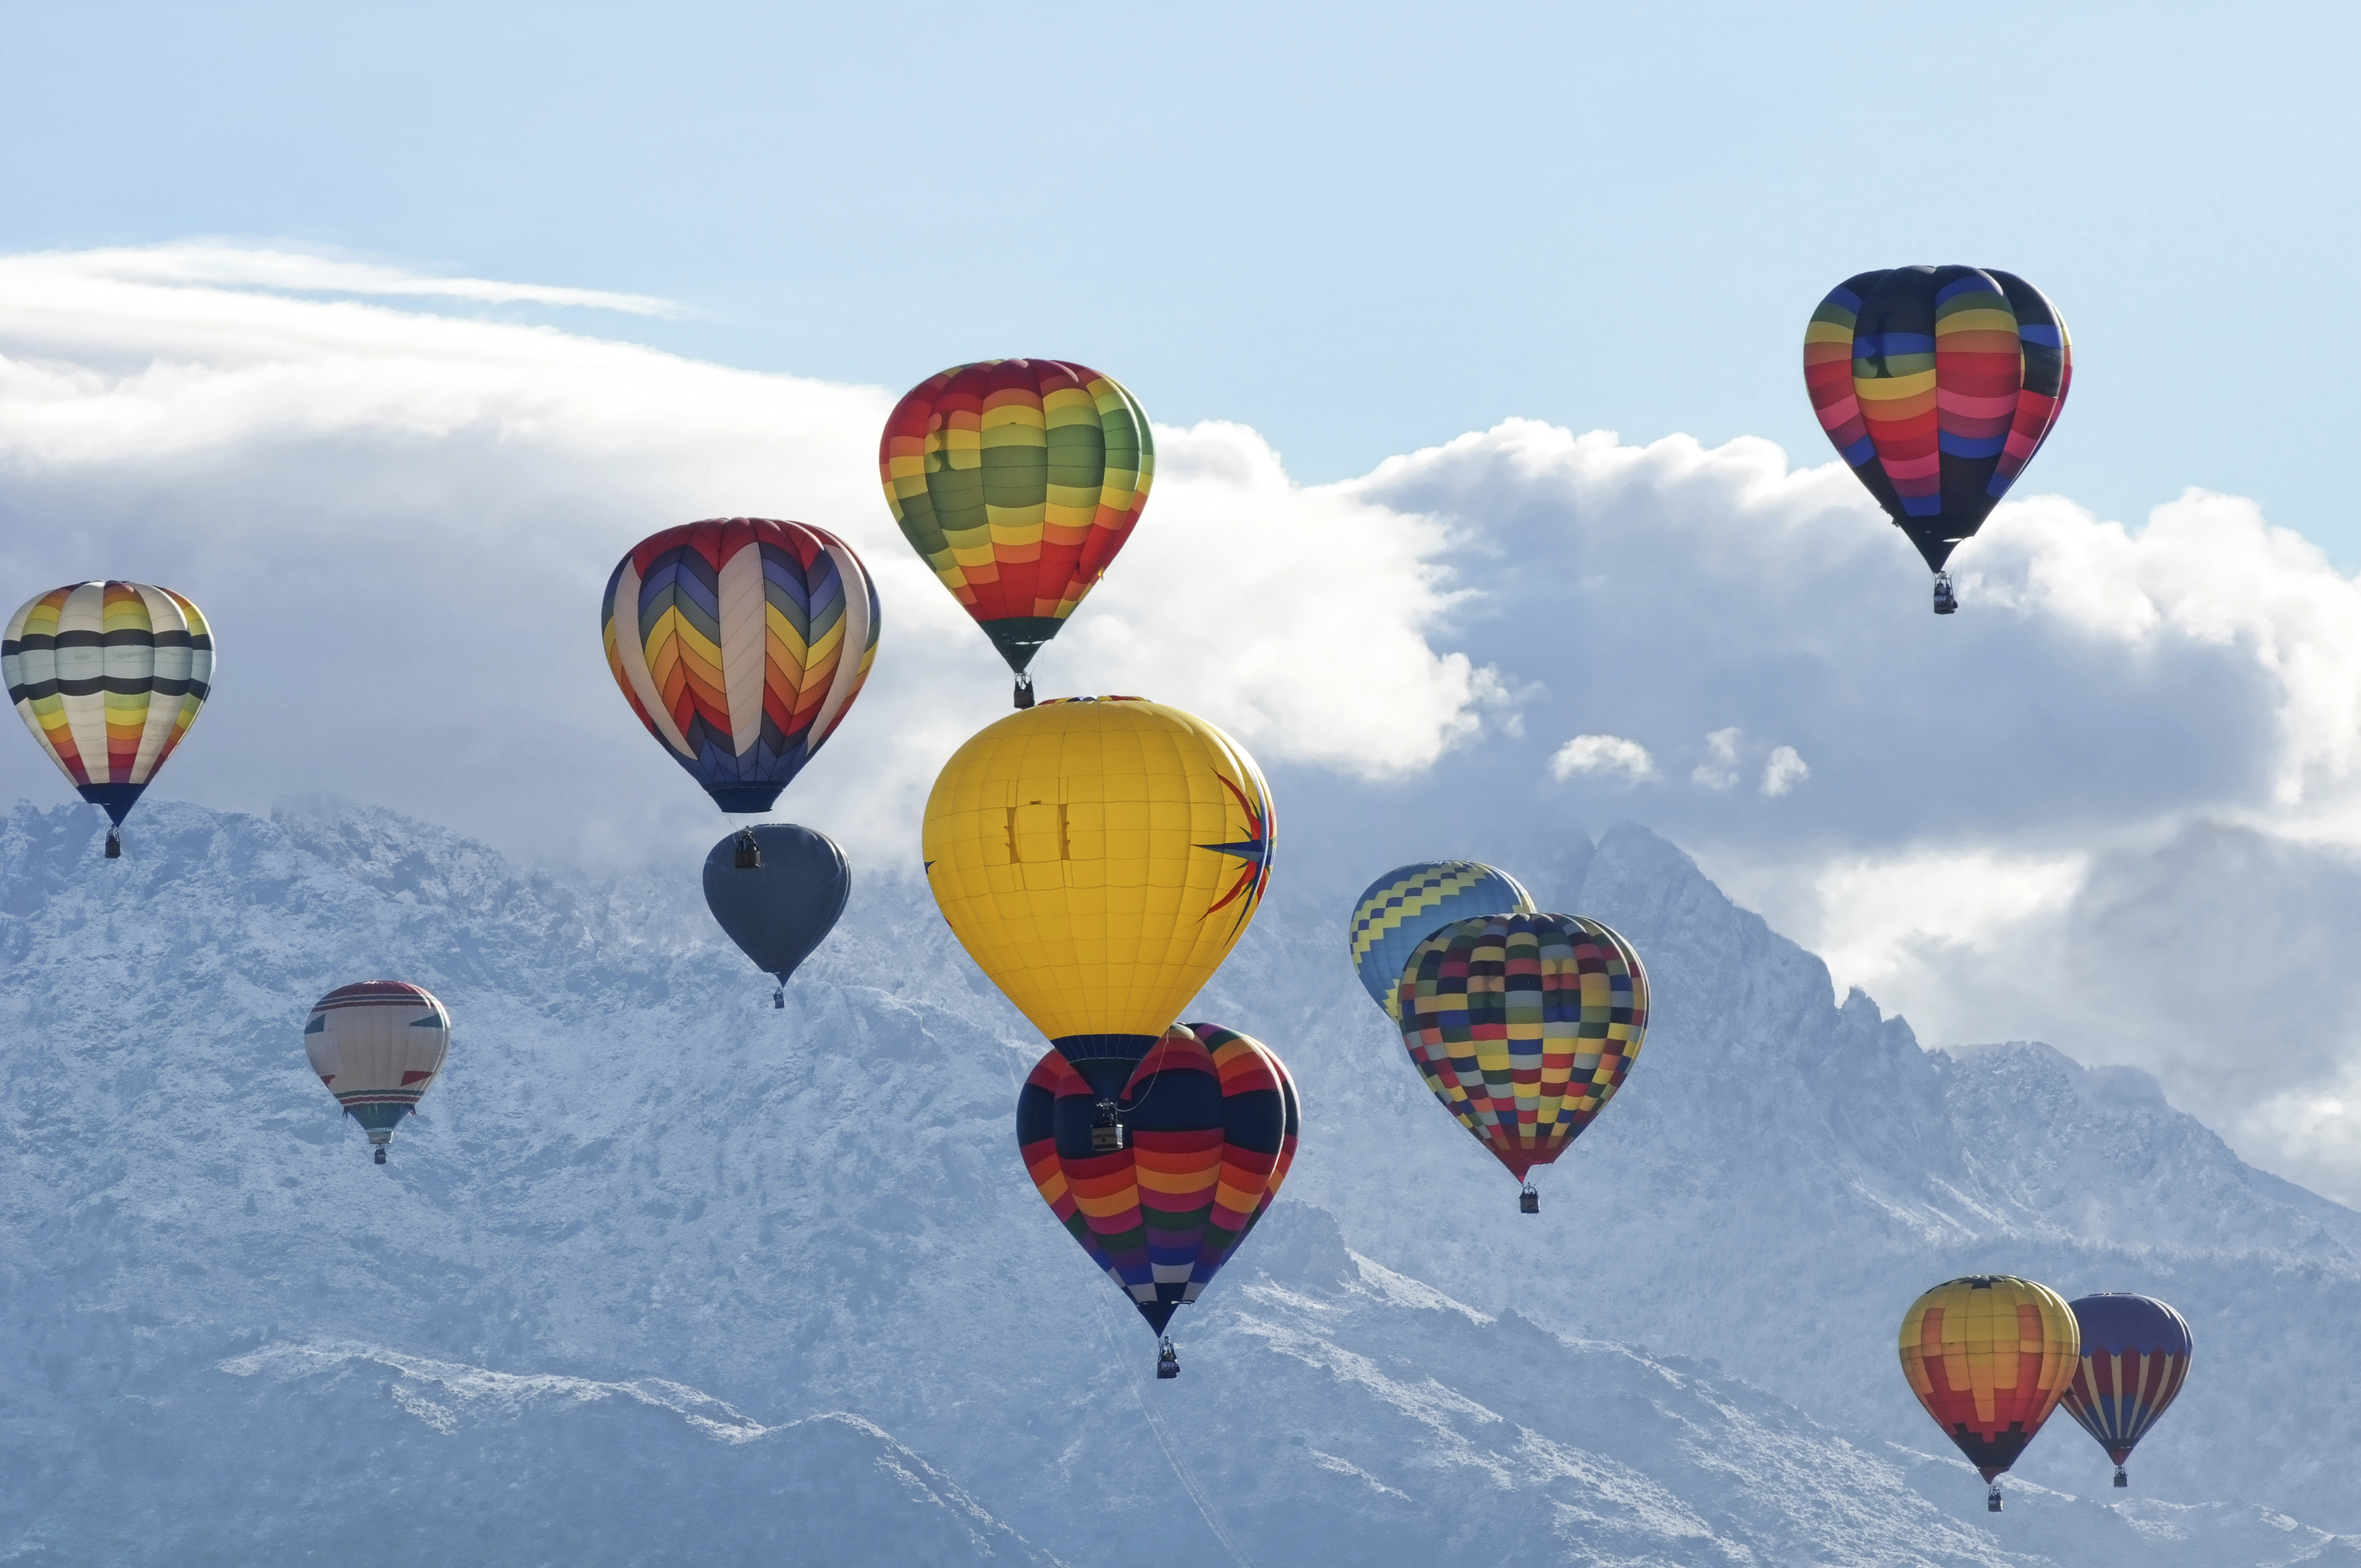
1519,1182,1539,1214
1156,1337,1178,1380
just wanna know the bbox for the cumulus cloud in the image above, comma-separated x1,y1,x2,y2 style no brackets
1341,417,2361,1204
1691,728,1742,791
21,248,2361,1203
0,247,1499,872
1759,745,1809,797
1548,734,1656,785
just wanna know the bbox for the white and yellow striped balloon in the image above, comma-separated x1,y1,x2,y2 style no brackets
3,580,214,854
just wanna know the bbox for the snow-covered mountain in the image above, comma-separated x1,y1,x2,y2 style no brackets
1,797,2354,1566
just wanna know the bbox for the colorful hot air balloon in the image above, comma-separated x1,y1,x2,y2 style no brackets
1395,913,1647,1210
601,519,879,814
1803,266,2071,613
1240,1037,1301,1246
1015,1022,1291,1376
3,581,214,859
923,696,1272,1101
2060,1293,2194,1489
1347,861,1536,1021
879,360,1151,706
1898,1275,2080,1511
304,982,451,1165
701,823,850,1008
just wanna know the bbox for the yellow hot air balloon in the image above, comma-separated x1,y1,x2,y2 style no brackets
922,697,1273,1096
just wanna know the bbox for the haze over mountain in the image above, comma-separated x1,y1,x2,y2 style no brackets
3,796,2354,1565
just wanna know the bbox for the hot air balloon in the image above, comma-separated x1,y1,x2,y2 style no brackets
602,519,879,814
3,581,214,859
1239,1036,1301,1246
1348,861,1536,1021
1803,266,2071,613
880,360,1151,707
923,696,1272,1107
701,823,850,1008
304,982,451,1164
1395,912,1647,1211
1898,1275,2080,1511
2060,1293,2193,1489
1016,1022,1291,1377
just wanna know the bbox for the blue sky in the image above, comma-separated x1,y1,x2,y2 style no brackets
6,0,2356,554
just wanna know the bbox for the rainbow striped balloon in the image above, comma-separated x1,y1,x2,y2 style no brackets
3,580,214,855
879,359,1151,682
1803,265,2071,572
601,519,879,814
1015,1022,1291,1349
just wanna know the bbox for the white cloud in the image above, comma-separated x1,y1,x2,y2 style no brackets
1759,745,1808,797
25,248,2361,1204
1342,417,2361,1204
1548,734,1656,785
1691,727,1742,791
0,247,1498,872
3,241,679,314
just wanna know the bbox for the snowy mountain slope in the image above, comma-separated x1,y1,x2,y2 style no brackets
1200,824,2361,1525
0,798,2355,1564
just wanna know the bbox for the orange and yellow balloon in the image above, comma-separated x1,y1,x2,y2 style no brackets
1898,1274,2080,1511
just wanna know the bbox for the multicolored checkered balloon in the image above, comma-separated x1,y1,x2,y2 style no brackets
1395,913,1648,1189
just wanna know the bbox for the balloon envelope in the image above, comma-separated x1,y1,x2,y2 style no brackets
304,981,451,1154
2060,1293,2193,1474
701,824,850,988
4,581,214,845
1348,861,1536,1021
1396,913,1648,1183
602,518,879,814
923,696,1272,1097
1803,265,2071,571
1898,1275,2080,1482
1015,1023,1288,1337
879,359,1151,676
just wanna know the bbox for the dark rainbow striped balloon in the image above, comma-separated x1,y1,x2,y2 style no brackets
1804,265,2071,573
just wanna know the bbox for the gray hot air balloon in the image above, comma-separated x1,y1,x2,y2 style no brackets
703,824,850,1007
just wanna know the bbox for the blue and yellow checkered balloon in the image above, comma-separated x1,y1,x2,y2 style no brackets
1346,862,1535,1020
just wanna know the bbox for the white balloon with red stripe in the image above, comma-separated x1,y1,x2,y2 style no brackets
304,982,451,1163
